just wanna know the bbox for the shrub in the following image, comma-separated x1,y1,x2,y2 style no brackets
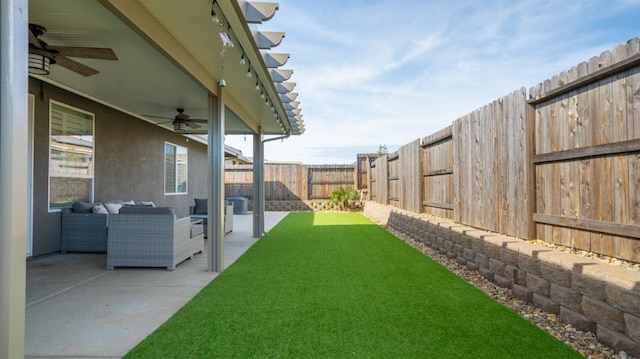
329,187,360,211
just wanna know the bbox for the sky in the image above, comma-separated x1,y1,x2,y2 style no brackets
224,0,640,164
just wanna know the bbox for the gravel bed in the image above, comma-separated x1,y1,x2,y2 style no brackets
385,226,635,359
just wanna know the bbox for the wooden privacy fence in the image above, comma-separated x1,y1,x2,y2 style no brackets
225,163,358,201
369,38,640,262
530,40,640,261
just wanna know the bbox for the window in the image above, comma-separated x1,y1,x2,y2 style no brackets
49,102,94,210
165,142,188,194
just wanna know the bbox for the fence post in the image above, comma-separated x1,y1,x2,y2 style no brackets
525,99,537,240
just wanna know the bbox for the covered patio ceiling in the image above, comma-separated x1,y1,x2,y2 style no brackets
28,0,304,137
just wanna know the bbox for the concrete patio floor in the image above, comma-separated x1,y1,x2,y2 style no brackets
25,212,289,359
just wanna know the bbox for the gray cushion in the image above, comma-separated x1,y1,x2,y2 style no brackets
194,198,207,214
72,201,94,213
118,206,174,215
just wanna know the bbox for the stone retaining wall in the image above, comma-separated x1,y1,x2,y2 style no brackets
363,201,640,357
250,200,364,212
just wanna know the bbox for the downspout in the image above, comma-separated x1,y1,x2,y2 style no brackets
253,132,289,236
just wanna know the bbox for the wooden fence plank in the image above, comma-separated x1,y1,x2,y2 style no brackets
575,61,593,251
538,78,554,243
593,50,616,256
452,119,462,223
566,65,582,248
496,97,506,232
612,44,632,260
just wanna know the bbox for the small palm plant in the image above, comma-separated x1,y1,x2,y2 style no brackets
329,187,360,211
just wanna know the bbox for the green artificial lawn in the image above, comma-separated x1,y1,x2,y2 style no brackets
126,212,581,359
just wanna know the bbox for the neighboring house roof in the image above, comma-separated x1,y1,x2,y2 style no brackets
224,144,252,164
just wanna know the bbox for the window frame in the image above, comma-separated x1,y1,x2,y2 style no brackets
48,100,95,212
164,141,188,195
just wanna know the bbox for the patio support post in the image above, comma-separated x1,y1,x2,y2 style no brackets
207,91,225,272
0,0,28,357
253,129,265,237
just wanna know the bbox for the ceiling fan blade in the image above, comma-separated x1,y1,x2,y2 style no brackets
28,24,46,49
187,121,201,129
180,130,208,135
28,30,44,50
189,119,208,123
143,114,173,120
54,55,99,76
51,46,118,60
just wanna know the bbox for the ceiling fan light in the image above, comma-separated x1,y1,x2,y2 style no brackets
174,121,187,133
28,53,51,75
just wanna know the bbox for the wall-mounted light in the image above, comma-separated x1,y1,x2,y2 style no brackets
255,81,260,91
240,54,246,65
28,53,51,75
246,67,252,78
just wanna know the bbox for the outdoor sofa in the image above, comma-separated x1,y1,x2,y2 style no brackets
106,206,202,271
60,200,154,253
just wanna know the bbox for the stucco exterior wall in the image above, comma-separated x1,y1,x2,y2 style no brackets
29,78,208,257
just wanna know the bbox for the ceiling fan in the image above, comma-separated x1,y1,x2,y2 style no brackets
145,108,208,133
28,23,118,77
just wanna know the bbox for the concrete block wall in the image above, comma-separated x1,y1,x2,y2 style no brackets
363,201,640,357
250,200,364,212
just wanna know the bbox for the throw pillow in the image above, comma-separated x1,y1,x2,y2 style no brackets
92,202,109,214
72,201,93,213
123,200,136,206
194,198,207,214
104,202,123,214
139,201,155,207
